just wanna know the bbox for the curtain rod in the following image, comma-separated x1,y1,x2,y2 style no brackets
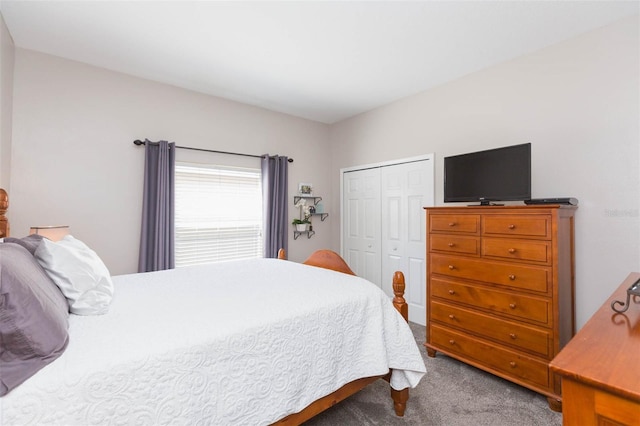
133,139,293,163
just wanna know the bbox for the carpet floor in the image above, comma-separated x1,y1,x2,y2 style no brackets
304,322,562,425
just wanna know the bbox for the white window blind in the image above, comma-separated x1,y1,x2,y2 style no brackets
175,162,263,267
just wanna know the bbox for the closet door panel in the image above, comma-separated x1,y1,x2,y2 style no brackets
343,168,381,287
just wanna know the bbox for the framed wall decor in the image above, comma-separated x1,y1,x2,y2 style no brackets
298,183,313,195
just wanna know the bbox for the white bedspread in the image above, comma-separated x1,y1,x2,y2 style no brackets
1,258,426,425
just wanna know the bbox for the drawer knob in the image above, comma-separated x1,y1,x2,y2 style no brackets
509,333,517,339
448,265,455,270
449,339,456,345
509,361,517,368
448,222,456,227
448,314,455,320
508,274,516,280
508,224,516,230
508,248,516,254
509,303,517,309
448,290,455,295
448,242,454,247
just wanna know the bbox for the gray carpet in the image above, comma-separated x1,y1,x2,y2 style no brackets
304,322,562,425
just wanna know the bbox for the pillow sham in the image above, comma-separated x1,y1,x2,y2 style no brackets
4,234,45,255
0,243,70,396
35,235,114,315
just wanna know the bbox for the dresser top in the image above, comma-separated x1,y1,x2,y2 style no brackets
424,204,577,211
550,272,640,402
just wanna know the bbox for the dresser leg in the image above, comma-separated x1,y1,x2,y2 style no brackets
426,347,436,358
547,396,562,412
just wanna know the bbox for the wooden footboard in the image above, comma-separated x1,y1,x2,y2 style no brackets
0,188,9,238
274,249,410,425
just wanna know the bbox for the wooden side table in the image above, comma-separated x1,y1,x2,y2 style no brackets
550,272,640,425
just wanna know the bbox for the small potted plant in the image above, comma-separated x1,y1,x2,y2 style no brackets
292,218,311,232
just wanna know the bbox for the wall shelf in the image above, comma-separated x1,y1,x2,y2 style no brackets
310,212,329,221
294,195,322,206
293,195,327,240
293,230,315,240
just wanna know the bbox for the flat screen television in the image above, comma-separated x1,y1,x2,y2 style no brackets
444,143,531,205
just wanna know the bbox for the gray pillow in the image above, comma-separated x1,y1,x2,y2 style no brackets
0,243,69,396
4,234,45,255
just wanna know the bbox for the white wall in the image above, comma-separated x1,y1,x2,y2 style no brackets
6,15,639,329
329,15,640,329
0,13,13,188
10,50,332,274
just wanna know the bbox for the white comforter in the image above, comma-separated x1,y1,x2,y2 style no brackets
0,258,426,425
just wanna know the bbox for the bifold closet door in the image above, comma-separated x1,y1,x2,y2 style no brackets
342,156,434,326
342,167,381,287
381,161,432,326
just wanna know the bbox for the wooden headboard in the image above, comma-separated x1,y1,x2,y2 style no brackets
0,188,8,238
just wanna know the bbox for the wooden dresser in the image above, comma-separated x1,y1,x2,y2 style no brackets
425,205,576,411
550,273,640,426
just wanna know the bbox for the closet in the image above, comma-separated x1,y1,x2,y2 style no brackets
341,154,434,325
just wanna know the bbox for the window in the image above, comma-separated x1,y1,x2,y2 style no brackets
175,162,263,267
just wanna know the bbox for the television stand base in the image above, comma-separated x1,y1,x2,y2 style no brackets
474,201,504,206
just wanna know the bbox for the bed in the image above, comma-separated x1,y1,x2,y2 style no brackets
0,188,426,425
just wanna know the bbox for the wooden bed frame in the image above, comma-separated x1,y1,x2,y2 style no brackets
0,188,8,239
274,248,410,424
0,188,411,424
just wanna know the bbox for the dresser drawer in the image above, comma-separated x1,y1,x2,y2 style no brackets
429,214,480,234
430,324,550,389
430,301,551,357
430,234,480,256
482,238,551,264
430,278,551,326
482,215,550,238
430,253,550,293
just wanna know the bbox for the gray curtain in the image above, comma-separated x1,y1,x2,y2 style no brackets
138,139,175,272
261,155,288,258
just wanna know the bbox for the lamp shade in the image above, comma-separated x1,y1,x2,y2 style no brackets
29,225,70,242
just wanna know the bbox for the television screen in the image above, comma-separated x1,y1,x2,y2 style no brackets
444,143,531,205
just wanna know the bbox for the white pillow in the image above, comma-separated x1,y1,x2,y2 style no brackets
35,235,114,315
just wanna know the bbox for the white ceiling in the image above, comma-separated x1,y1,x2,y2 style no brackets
1,1,638,124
